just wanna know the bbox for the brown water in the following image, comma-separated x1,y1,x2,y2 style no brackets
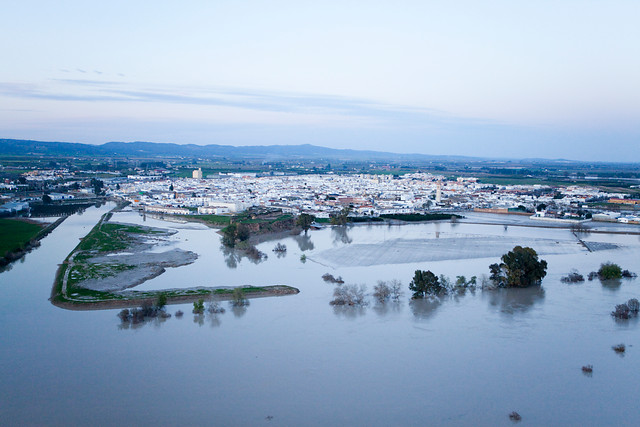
1,205,638,426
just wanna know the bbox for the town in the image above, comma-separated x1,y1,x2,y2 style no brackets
2,165,639,224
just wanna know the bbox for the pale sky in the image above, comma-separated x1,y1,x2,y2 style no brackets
1,1,639,161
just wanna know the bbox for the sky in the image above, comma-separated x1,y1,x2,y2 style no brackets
1,0,639,162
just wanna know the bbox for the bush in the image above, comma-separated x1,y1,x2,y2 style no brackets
231,288,249,307
322,273,344,284
330,284,367,306
561,270,585,283
598,262,622,280
612,343,626,354
273,243,287,252
193,299,205,314
611,298,640,320
587,271,598,281
156,293,167,309
373,280,403,302
622,269,637,278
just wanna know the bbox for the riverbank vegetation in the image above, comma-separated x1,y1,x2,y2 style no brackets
0,218,45,266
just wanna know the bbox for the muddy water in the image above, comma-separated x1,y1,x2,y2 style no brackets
1,206,638,426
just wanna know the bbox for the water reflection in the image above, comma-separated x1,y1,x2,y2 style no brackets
409,297,442,320
231,305,248,318
372,301,402,317
193,313,205,326
332,226,352,245
485,286,545,315
222,246,240,269
601,278,622,291
293,233,315,251
117,315,170,330
221,245,267,268
332,305,366,318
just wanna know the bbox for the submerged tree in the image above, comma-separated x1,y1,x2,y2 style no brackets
489,246,547,288
409,270,442,298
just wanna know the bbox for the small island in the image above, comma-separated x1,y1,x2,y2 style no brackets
50,212,299,310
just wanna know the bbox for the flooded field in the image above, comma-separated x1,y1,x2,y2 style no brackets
1,204,639,426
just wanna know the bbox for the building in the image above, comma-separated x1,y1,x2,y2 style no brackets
192,168,203,179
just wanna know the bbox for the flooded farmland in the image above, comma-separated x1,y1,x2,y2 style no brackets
1,204,639,426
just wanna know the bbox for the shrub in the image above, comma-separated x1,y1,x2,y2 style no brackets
322,273,344,284
156,293,167,309
373,281,391,303
598,262,622,280
612,344,626,354
231,288,249,307
117,309,131,322
193,299,205,314
207,300,226,314
330,284,367,306
622,269,637,278
611,299,640,320
561,270,585,283
273,243,287,252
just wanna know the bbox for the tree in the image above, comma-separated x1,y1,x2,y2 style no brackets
156,293,167,310
409,270,442,298
221,224,237,248
42,194,52,204
90,178,104,195
296,213,316,233
169,184,174,191
490,246,548,288
330,207,351,226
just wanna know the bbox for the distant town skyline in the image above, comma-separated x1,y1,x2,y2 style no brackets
1,1,639,162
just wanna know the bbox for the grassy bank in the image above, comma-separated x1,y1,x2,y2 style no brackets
0,218,44,257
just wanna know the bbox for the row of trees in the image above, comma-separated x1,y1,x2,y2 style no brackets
409,246,548,299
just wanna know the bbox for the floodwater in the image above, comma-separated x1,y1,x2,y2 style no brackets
1,205,639,426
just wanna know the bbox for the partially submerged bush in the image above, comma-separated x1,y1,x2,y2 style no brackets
612,298,640,320
193,298,205,314
175,310,184,317
322,273,344,284
231,288,249,307
581,365,593,374
373,280,402,303
207,300,226,314
272,243,287,252
622,269,637,278
587,271,598,281
330,284,367,306
612,343,626,354
119,301,171,325
561,270,585,283
509,411,522,422
598,262,622,280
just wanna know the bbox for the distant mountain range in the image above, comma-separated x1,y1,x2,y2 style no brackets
0,138,476,162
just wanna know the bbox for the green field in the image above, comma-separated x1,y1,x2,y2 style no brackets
0,218,44,257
